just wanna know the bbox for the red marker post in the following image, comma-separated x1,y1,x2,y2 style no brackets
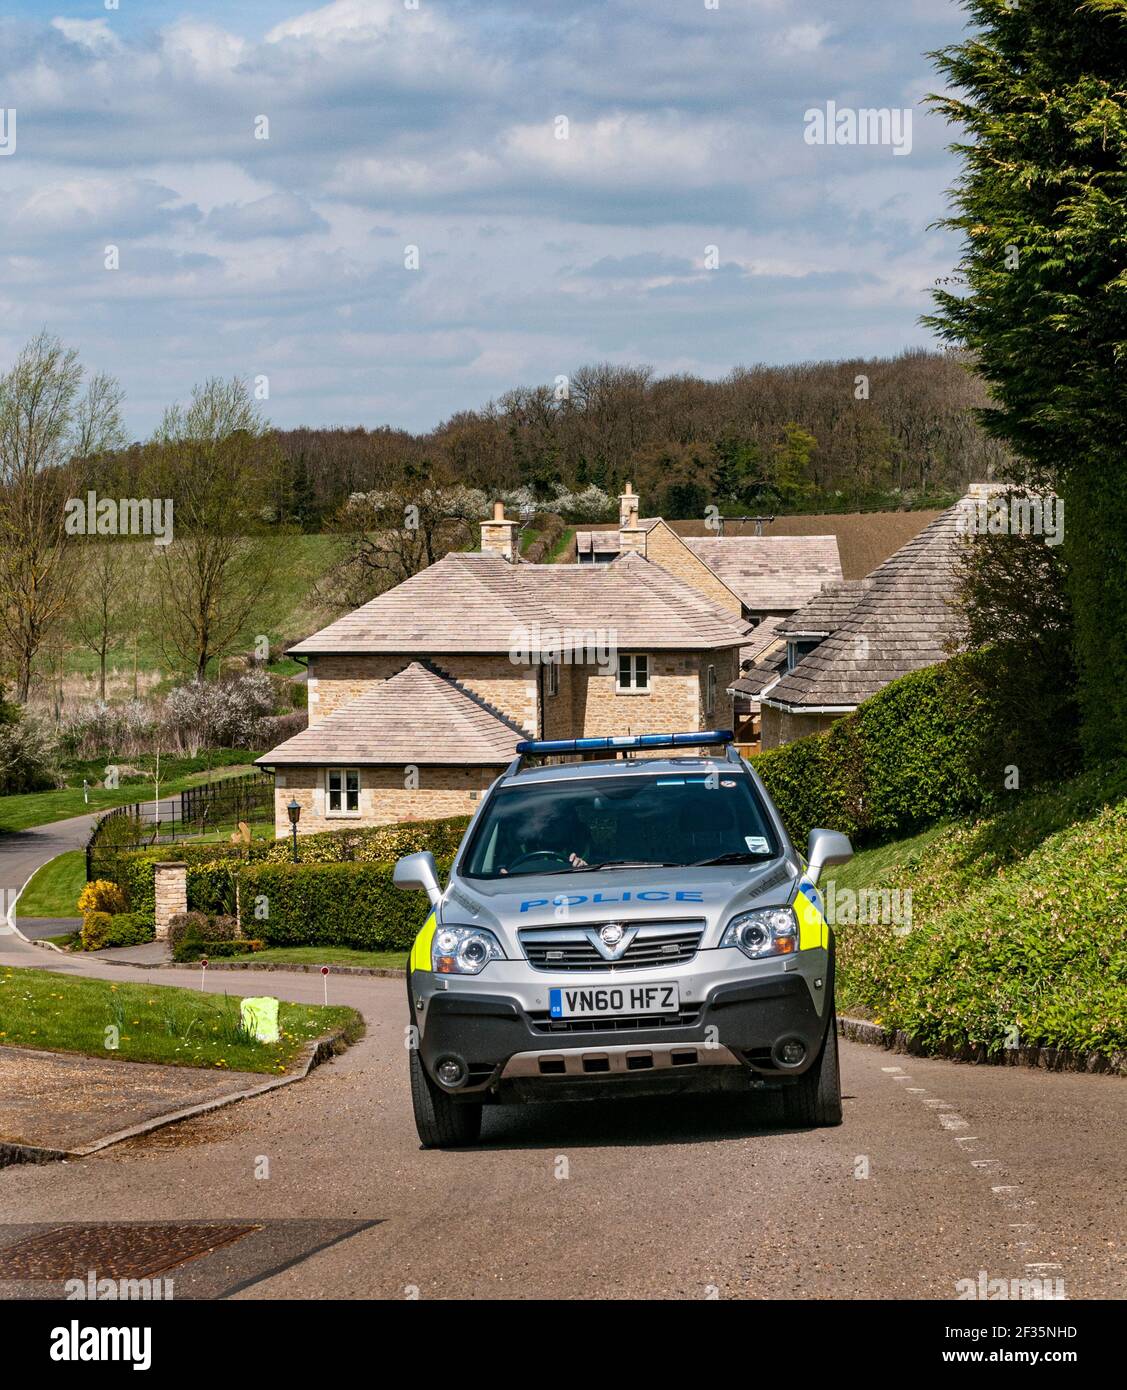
200,955,208,992
321,964,329,1005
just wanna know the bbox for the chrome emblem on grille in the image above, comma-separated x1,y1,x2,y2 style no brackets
588,921,636,961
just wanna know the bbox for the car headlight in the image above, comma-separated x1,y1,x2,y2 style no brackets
433,924,505,975
721,907,798,960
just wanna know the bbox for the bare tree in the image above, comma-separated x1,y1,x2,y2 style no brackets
318,463,483,612
70,541,149,701
146,378,283,679
0,333,124,700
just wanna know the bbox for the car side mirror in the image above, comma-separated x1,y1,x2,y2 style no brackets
806,828,853,886
393,850,442,907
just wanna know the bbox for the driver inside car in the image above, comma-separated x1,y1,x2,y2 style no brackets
498,804,592,873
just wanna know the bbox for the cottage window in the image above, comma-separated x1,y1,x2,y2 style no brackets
617,653,650,692
546,660,560,697
327,767,360,815
705,664,717,716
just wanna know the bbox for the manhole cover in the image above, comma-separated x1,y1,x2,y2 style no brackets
0,1223,261,1281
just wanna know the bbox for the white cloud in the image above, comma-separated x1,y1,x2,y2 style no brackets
160,20,247,74
266,0,443,43
0,176,198,247
0,0,965,433
205,192,329,239
777,23,831,55
50,18,121,51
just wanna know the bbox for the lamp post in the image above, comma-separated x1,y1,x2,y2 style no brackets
287,799,301,862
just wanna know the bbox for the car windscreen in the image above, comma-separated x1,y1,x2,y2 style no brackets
460,768,779,879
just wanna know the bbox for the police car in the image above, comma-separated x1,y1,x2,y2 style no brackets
394,731,853,1148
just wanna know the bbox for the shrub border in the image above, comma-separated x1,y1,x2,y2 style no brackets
838,1015,1127,1078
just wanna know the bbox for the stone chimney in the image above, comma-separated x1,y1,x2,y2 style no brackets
618,481,647,557
619,481,640,529
480,500,518,562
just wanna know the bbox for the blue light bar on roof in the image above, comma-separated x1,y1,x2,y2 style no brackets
516,730,734,755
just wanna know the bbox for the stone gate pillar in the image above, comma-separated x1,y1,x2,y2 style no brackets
153,862,187,941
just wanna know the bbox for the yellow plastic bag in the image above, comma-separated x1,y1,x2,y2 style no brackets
240,996,280,1044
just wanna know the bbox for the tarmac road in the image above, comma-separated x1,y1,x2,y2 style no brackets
0,799,179,934
0,948,1122,1301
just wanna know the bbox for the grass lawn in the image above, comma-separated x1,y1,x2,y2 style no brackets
245,946,407,970
825,822,951,897
831,761,1127,1056
0,966,364,1074
0,757,265,835
14,851,87,919
547,527,575,562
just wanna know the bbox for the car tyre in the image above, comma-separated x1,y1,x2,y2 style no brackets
782,1012,843,1128
409,1045,483,1148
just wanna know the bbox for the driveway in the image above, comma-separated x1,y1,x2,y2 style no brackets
0,939,1123,1299
0,799,178,934
0,812,99,930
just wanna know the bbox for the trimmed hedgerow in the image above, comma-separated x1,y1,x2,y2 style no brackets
110,816,472,916
753,647,1066,850
251,816,470,866
113,845,245,916
235,858,453,952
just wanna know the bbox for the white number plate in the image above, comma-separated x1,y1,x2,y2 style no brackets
548,982,681,1019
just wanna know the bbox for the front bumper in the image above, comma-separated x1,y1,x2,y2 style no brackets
411,948,833,1101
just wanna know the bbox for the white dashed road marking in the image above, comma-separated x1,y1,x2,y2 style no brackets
878,1057,1060,1290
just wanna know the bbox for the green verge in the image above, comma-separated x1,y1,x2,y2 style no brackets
234,946,407,970
14,851,87,918
832,761,1127,1058
0,967,363,1074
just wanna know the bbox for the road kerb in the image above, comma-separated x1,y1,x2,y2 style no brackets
0,1024,356,1169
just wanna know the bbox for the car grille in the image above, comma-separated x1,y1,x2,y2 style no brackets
529,1006,703,1034
519,920,704,972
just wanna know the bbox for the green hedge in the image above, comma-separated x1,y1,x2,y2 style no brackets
753,647,1057,850
114,845,244,916
111,815,471,917
251,816,470,866
80,911,155,951
234,858,453,951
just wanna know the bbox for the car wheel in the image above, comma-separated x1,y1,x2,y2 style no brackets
409,1045,483,1149
782,1012,843,1128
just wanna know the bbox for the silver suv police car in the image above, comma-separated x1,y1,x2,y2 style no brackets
394,731,853,1148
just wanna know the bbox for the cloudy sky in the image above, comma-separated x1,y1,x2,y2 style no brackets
0,0,970,437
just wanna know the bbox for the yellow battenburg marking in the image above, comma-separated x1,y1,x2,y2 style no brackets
409,912,437,973
793,888,827,951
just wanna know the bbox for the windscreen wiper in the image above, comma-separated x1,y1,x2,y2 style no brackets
569,859,680,872
690,851,770,866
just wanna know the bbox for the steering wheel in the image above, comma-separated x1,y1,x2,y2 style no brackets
508,849,573,872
